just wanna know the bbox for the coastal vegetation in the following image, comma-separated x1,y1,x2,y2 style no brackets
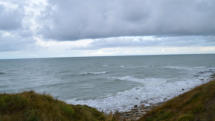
0,91,105,121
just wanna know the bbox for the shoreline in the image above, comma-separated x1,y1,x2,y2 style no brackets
116,73,215,121
68,67,215,114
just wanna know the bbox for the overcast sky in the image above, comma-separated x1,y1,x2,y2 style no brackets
0,0,215,59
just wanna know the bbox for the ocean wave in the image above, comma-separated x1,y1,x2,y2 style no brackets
0,72,5,75
80,71,108,76
164,66,208,71
111,76,166,85
119,65,147,69
67,69,215,112
67,79,210,112
164,66,200,71
111,76,144,83
193,67,215,78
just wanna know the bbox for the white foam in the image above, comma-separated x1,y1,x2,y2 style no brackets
120,65,125,68
67,67,215,113
111,76,166,85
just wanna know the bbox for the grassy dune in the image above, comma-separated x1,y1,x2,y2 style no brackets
138,79,215,121
0,91,105,121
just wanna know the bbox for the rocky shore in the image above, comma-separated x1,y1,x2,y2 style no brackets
117,73,215,121
117,103,162,121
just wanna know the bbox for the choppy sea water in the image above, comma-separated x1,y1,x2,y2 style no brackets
0,54,215,112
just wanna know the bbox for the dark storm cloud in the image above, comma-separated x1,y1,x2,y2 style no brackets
39,0,215,41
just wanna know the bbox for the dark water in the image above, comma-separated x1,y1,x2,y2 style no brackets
0,54,215,112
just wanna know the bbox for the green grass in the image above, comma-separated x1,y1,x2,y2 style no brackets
138,80,215,121
0,91,106,121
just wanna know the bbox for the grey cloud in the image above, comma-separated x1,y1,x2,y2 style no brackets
0,0,36,52
0,31,35,52
65,36,215,50
39,0,215,41
0,2,24,31
0,0,215,54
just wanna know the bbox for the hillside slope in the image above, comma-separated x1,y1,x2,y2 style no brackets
0,91,105,121
138,79,215,121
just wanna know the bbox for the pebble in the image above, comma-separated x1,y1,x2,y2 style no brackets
117,102,164,121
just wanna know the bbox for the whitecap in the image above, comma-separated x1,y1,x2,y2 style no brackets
120,65,125,68
111,76,166,85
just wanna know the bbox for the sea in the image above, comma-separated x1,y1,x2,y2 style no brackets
0,54,215,112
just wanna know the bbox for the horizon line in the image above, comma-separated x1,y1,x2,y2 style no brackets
0,53,214,60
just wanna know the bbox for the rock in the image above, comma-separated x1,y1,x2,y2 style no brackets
118,102,163,121
140,105,145,109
